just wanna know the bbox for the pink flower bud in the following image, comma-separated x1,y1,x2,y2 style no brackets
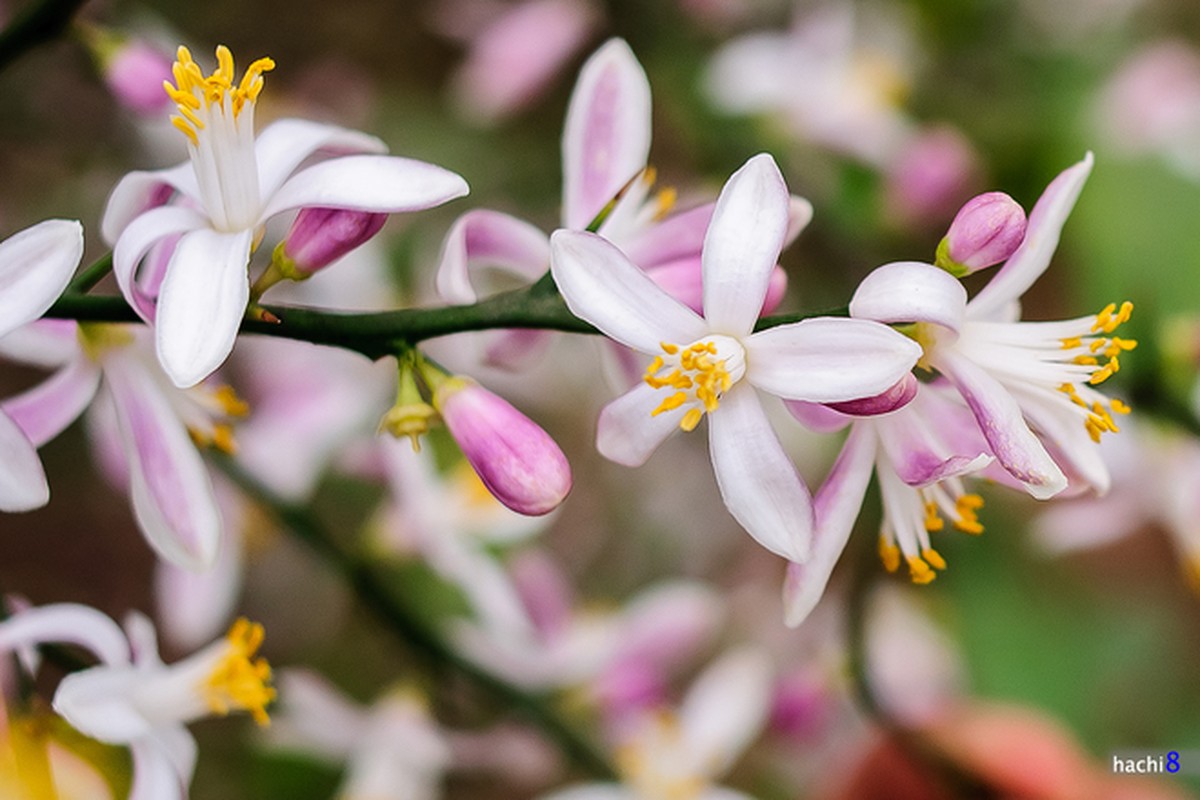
278,208,388,278
104,40,175,116
434,378,572,515
935,191,1027,276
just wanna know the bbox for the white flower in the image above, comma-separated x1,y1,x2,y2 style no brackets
105,45,469,388
550,153,921,561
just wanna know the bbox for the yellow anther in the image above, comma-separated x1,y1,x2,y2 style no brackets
1111,398,1132,415
680,408,703,432
906,556,937,585
203,619,275,726
1090,338,1106,353
1061,336,1082,349
166,45,275,142
1073,355,1098,366
644,340,734,432
921,547,947,570
652,391,688,417
659,343,679,355
923,501,944,532
879,537,901,573
215,385,250,417
654,186,678,221
954,493,985,535
211,423,238,455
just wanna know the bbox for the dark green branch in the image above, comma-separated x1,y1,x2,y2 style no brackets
0,0,90,72
66,252,112,294
211,454,617,781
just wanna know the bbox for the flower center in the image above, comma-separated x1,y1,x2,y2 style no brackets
643,336,746,432
201,619,275,726
615,711,705,800
164,45,274,232
1057,300,1136,443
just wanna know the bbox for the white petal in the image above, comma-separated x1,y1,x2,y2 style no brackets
2,358,100,447
551,230,707,351
112,206,207,324
154,521,243,651
0,219,83,339
253,118,388,199
538,785,633,800
745,318,921,402
0,319,83,368
0,603,130,666
679,647,773,775
435,210,550,304
268,669,364,760
101,163,200,245
129,736,187,800
610,582,722,671
596,382,684,467
155,229,252,388
260,156,469,221
54,668,154,742
849,261,967,333
0,408,48,512
967,153,1094,320
561,39,652,230
707,385,813,561
104,355,221,570
702,154,790,337
783,425,876,627
783,194,815,246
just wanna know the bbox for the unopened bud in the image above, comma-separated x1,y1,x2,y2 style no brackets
934,191,1027,277
85,27,174,116
433,377,571,516
274,208,388,280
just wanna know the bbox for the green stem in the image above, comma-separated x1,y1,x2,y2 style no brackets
66,252,113,294
211,454,618,781
0,0,90,72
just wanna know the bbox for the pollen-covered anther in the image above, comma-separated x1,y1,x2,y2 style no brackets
954,493,985,535
879,537,901,573
923,501,945,532
165,45,275,145
203,618,275,726
1091,301,1134,335
643,338,742,432
906,555,937,585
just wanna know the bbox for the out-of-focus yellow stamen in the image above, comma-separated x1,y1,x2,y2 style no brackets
879,537,901,573
923,501,944,532
203,618,275,726
954,493,985,535
906,555,937,585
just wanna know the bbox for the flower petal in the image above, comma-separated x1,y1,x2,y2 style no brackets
435,210,550,304
622,202,713,268
113,206,207,324
0,409,48,512
2,358,100,447
679,647,773,775
561,38,652,230
550,230,707,352
0,603,130,666
128,737,187,800
596,381,685,467
260,155,469,221
745,318,921,402
609,582,722,674
54,668,155,743
783,400,852,433
101,163,200,245
967,153,1094,321
155,228,253,388
538,785,634,800
784,424,876,627
875,394,992,487
104,354,222,570
784,194,815,246
0,319,82,368
702,153,791,337
707,384,813,561
154,519,243,651
0,219,83,339
825,373,919,417
849,261,967,333
937,351,1067,499
253,118,388,200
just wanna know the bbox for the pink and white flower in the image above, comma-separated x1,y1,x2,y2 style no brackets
550,153,922,561
850,153,1131,500
104,45,469,388
0,604,274,800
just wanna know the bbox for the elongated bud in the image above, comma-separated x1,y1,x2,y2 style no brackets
934,192,1027,276
433,378,571,516
83,26,174,116
274,208,388,280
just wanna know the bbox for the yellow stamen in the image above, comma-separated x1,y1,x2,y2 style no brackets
214,385,250,417
643,340,734,432
954,493,985,535
906,555,937,585
653,186,678,221
203,619,275,726
1060,336,1082,349
166,45,275,144
1111,398,1131,415
680,408,703,432
211,423,237,455
921,547,947,570
879,537,901,573
923,501,944,532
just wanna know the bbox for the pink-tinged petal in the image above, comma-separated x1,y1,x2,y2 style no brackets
122,611,164,668
783,195,815,246
128,736,186,800
0,219,83,339
596,381,684,467
876,409,991,487
783,400,851,433
0,409,47,512
1009,385,1110,495
550,230,707,352
436,209,550,304
253,118,388,200
708,384,813,561
260,155,469,221
826,373,919,417
702,153,791,337
849,261,967,333
679,647,773,774
482,328,554,370
539,785,634,800
104,355,221,569
101,164,200,245
966,153,1095,321
642,258,789,319
113,206,207,324
562,38,652,230
784,424,876,628
0,604,130,666
2,358,100,447
936,351,1067,499
0,319,81,369
622,203,713,268
154,520,243,651
155,229,253,388
450,0,600,126
745,318,921,402
1032,491,1143,555
510,550,574,641
609,583,722,674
